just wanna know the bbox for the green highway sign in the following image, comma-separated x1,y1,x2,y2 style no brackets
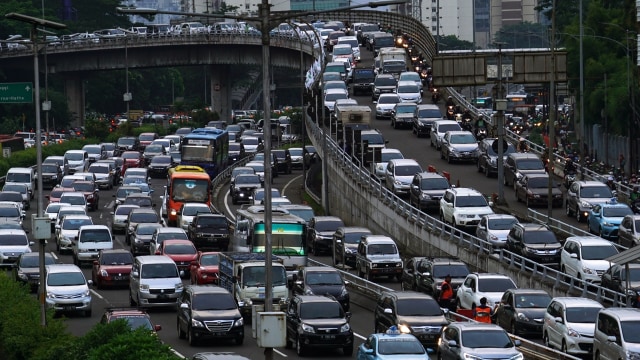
0,82,33,103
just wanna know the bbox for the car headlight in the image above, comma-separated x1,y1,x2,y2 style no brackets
489,234,499,241
526,247,537,253
490,158,497,165
509,354,524,360
463,354,483,360
394,180,402,186
345,248,356,254
515,172,523,180
580,200,592,208
304,288,314,295
134,238,143,244
626,351,640,360
175,282,184,290
582,267,595,275
420,193,431,200
371,263,378,268
398,324,411,334
340,323,350,332
340,287,348,297
233,318,244,327
83,289,90,297
396,262,402,267
567,327,579,337
191,318,205,328
46,291,55,298
517,313,529,321
17,271,28,281
170,209,177,216
301,323,315,333
602,221,614,227
139,284,149,291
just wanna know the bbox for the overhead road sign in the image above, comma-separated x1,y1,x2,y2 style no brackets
0,82,33,103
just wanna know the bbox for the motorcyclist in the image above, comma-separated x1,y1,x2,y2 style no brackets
564,158,576,174
445,96,455,108
606,175,616,192
630,186,640,202
517,137,528,153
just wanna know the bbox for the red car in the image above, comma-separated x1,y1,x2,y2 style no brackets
156,239,198,277
91,249,134,289
121,151,143,171
46,187,74,204
138,132,159,150
189,251,220,285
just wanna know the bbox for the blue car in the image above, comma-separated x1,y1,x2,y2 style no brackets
587,199,633,240
357,327,430,360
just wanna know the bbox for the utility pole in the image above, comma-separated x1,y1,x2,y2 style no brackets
547,0,556,223
496,42,506,204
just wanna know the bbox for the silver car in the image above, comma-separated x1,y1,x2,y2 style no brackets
438,322,522,360
88,163,114,190
55,214,93,254
131,223,164,256
375,93,401,119
149,227,189,255
475,214,519,252
111,204,140,234
178,203,212,230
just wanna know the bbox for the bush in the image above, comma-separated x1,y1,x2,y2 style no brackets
0,138,94,178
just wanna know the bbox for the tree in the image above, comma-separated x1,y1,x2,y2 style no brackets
493,22,550,49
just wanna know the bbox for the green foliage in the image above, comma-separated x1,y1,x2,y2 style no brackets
493,22,550,49
191,110,219,127
84,116,111,140
0,139,93,179
437,35,475,51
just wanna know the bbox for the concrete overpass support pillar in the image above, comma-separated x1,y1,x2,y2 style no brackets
210,65,231,122
64,76,85,127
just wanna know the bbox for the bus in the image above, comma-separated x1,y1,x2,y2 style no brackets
180,128,229,179
163,165,212,226
233,206,307,280
471,97,493,109
506,93,536,116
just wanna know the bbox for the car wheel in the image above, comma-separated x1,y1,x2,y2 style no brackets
235,335,244,345
595,351,601,360
343,345,354,356
510,321,517,336
296,336,306,356
565,203,572,217
129,290,136,306
188,327,198,346
543,333,551,348
561,340,568,353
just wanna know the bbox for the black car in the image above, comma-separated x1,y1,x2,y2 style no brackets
147,155,174,178
117,136,140,151
307,216,345,256
187,213,231,251
408,172,450,212
39,163,62,189
476,138,516,177
493,288,552,336
400,257,469,297
227,143,246,165
13,252,56,292
285,295,354,356
230,174,262,205
505,223,562,265
601,263,640,305
177,285,244,346
272,149,292,174
373,291,448,348
351,68,376,95
332,226,372,268
291,266,350,311
391,103,417,129
303,145,318,167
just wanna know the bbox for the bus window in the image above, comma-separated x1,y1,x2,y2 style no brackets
172,179,209,202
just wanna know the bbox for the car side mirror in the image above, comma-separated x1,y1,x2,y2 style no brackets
569,253,578,259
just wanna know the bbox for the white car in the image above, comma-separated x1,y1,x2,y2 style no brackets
396,81,422,103
0,229,32,268
430,120,462,150
287,147,304,169
336,35,360,61
456,272,518,309
398,71,423,88
59,192,88,212
373,148,404,180
375,93,401,119
55,214,93,254
44,202,72,230
543,297,603,356
324,88,349,112
440,188,494,230
384,158,423,196
560,236,619,284
323,80,348,96
475,214,519,252
111,204,140,234
178,203,212,230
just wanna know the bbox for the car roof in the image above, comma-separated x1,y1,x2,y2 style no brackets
517,223,551,231
46,263,83,273
550,297,603,307
187,285,231,294
389,158,420,166
448,322,507,331
135,255,176,264
565,236,617,246
295,295,341,304
382,290,436,300
362,235,395,244
303,266,340,273
599,307,640,320
336,226,371,233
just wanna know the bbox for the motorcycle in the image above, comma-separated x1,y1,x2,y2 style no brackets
446,105,455,120
475,127,487,141
431,89,440,104
564,170,576,188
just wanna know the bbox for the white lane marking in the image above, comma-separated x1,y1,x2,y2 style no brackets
105,201,114,208
99,213,103,219
274,349,287,357
170,349,186,359
50,251,58,260
223,189,234,221
282,174,302,197
354,332,367,340
90,289,104,300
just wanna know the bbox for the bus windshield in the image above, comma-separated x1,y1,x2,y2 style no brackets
171,179,209,202
182,145,213,161
253,223,305,256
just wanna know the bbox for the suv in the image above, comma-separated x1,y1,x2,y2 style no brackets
44,263,92,317
505,223,562,265
351,67,375,95
307,216,345,256
515,173,564,207
355,235,402,281
390,103,417,129
618,214,640,248
430,120,462,150
543,297,603,355
100,307,161,333
177,285,244,346
503,153,546,187
384,159,423,196
187,213,231,251
408,172,450,212
129,255,183,308
271,149,292,174
559,236,618,284
477,138,515,177
332,226,372,268
493,288,551,336
73,225,114,266
412,104,442,137
439,187,494,230
438,323,523,360
291,266,350,310
371,73,397,101
594,307,640,360
440,131,479,164
401,257,469,297
285,295,354,356
374,291,448,348
13,252,56,292
566,181,615,222
0,229,33,268
456,273,518,310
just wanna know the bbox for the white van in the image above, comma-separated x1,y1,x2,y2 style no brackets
72,225,113,265
5,167,35,199
129,255,184,308
44,264,92,316
64,150,89,174
594,307,640,360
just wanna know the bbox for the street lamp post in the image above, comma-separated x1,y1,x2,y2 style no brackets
5,12,66,329
547,0,557,223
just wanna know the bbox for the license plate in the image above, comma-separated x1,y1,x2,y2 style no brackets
322,335,335,340
212,332,226,336
420,334,436,340
113,276,126,281
63,306,76,311
157,294,168,299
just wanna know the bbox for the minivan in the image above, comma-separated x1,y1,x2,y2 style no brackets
72,225,114,266
593,307,640,360
44,264,92,317
0,229,32,268
64,150,89,174
129,255,184,308
5,167,35,200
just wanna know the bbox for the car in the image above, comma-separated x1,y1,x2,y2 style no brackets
271,149,293,174
514,173,564,207
88,162,115,190
593,307,640,360
307,216,345,256
429,120,462,150
566,180,616,222
251,188,281,206
355,235,403,282
189,251,219,285
0,201,24,226
324,88,349,112
131,223,164,256
456,272,518,310
0,192,26,215
43,155,69,176
375,93,401,119
357,329,429,359
323,80,349,95
287,147,304,169
252,152,278,177
121,150,144,170
438,322,522,360
122,193,154,208
82,144,106,162
440,131,479,164
112,185,143,209
371,73,397,101
125,208,163,245
373,148,404,180
149,227,189,255
601,262,640,305
44,202,69,230
177,285,244,346
39,162,63,189
542,297,603,355
493,288,551,336
503,153,546,188
186,213,231,251
560,236,619,284
156,239,198,276
390,102,417,129
587,200,633,240
374,291,447,348
54,205,87,231
55,214,93,254
395,81,422,104
91,249,134,289
138,132,159,149
439,187,494,231
285,295,354,356
476,138,516,177
398,71,422,88
100,142,118,157
384,159,423,196
475,214,519,252
400,257,469,297
178,203,213,230
147,155,174,178
227,143,246,165
142,144,166,165
291,266,350,310
412,104,443,137
505,223,562,265
44,263,92,317
239,136,262,154
618,214,640,248
13,252,56,292
332,226,372,268
303,145,318,167
100,307,161,333
117,136,140,151
408,172,450,212
69,180,99,211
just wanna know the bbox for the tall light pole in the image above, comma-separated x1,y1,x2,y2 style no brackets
547,0,556,223
5,12,66,328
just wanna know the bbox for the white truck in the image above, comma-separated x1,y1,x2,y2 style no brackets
377,47,408,79
218,252,288,320
335,105,372,148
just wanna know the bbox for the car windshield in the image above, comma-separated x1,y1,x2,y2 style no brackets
80,229,111,242
581,245,618,260
0,234,27,246
42,164,59,173
418,109,442,118
523,230,558,244
229,143,241,152
400,73,420,82
432,264,469,278
367,243,397,255
300,302,343,319
420,178,450,190
378,338,426,355
123,177,147,186
182,205,211,216
361,133,385,145
197,216,227,227
526,177,549,188
3,184,26,193
122,152,139,159
20,254,54,267
100,252,133,265
315,220,344,232
378,96,400,105
151,156,172,165
455,196,488,207
381,152,403,162
164,243,196,254
84,146,101,154
516,159,545,170
65,153,84,161
118,316,153,331
192,293,237,311
488,218,518,230
565,306,601,323
396,298,442,316
89,165,109,174
485,144,516,156
0,207,20,217
450,134,477,144
333,47,352,55
375,77,396,86
116,188,142,198
395,105,416,114
306,272,343,286
514,293,551,308
398,84,419,93
289,149,303,157
139,134,156,141
325,93,347,102
102,144,115,151
438,124,461,133
461,329,513,349
235,175,261,184
118,138,135,145
137,224,162,235
395,165,422,176
140,263,178,279
71,183,94,192
286,209,314,223
325,82,346,91
254,190,280,201
145,145,163,153
200,254,219,266
156,231,188,242
242,138,259,145
581,186,613,198
478,278,516,292
620,268,640,281
45,203,64,214
341,232,366,244
603,207,633,217
61,195,85,206
48,272,85,286
130,212,159,223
